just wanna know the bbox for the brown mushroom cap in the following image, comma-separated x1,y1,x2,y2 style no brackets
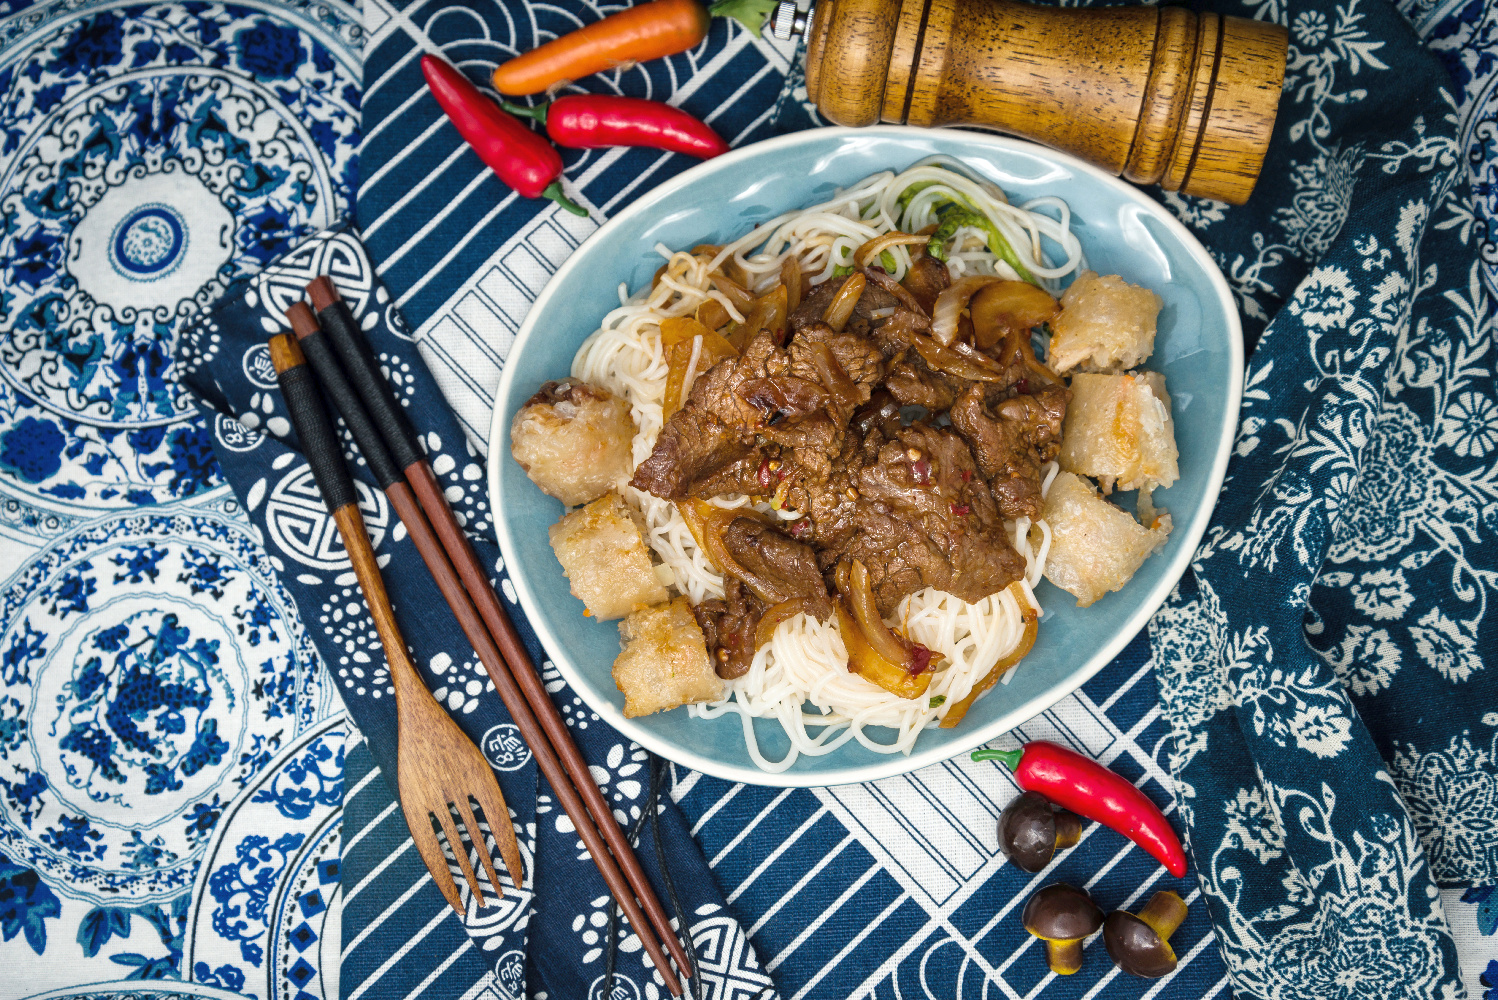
998,792,1083,872
999,792,1058,871
1103,891,1188,977
1022,883,1104,975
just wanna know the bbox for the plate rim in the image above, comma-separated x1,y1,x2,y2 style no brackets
488,124,1243,787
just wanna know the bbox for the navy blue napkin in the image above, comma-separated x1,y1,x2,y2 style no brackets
174,225,773,999
1128,0,1494,995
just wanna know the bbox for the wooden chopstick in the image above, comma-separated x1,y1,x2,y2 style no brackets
289,291,693,994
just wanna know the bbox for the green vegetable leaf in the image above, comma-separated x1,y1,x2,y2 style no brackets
925,203,1036,284
878,250,898,272
832,264,855,278
929,695,946,708
895,180,941,215
709,0,780,37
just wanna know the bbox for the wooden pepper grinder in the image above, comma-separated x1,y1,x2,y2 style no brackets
770,0,1288,204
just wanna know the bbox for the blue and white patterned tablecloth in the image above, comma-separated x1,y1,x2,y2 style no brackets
0,0,1494,998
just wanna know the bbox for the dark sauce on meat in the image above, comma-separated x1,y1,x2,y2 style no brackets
632,263,1069,675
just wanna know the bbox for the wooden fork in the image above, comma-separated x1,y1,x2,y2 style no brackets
269,334,523,915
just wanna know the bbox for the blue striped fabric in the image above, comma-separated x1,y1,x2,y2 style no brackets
669,638,1231,999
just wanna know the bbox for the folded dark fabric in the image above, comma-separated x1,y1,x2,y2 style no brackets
175,226,774,999
1128,0,1494,995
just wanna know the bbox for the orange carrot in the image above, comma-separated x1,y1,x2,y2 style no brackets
492,0,711,96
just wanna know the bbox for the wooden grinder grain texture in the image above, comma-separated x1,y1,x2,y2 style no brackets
805,0,1288,204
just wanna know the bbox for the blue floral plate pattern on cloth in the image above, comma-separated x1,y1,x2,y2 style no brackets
0,506,327,907
0,0,360,519
181,714,348,1000
0,0,359,991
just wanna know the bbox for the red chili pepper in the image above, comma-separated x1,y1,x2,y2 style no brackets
972,741,1187,877
420,55,587,217
504,96,728,160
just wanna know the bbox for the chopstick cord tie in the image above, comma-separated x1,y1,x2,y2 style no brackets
605,754,709,1000
296,325,406,489
312,291,426,471
276,363,357,510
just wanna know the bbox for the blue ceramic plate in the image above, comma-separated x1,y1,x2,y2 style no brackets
489,126,1241,787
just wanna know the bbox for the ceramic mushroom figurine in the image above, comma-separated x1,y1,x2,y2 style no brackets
998,791,1084,872
1022,883,1104,975
1103,890,1189,977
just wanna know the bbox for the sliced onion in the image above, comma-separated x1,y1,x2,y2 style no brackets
939,581,1039,728
854,232,930,268
836,602,933,700
780,256,803,313
810,342,861,412
740,284,789,344
847,560,913,667
860,264,926,315
992,326,1063,387
682,500,765,582
911,334,1009,383
931,275,1001,345
711,273,754,313
697,298,730,330
755,597,817,650
822,272,866,333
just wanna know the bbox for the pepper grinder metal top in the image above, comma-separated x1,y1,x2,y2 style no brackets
770,0,810,39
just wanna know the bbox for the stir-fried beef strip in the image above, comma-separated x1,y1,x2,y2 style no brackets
860,265,929,316
693,518,832,675
884,351,967,411
787,322,887,401
693,578,763,679
949,383,1071,519
789,271,904,339
902,256,951,315
630,331,784,498
688,447,776,498
722,517,830,610
816,422,1026,616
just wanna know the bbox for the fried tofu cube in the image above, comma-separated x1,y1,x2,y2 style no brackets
1048,272,1163,374
548,493,669,620
1057,371,1179,492
1043,472,1171,607
511,378,636,507
613,598,723,717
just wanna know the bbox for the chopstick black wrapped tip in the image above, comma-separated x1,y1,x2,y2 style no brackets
268,334,356,513
306,276,425,472
285,302,406,490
